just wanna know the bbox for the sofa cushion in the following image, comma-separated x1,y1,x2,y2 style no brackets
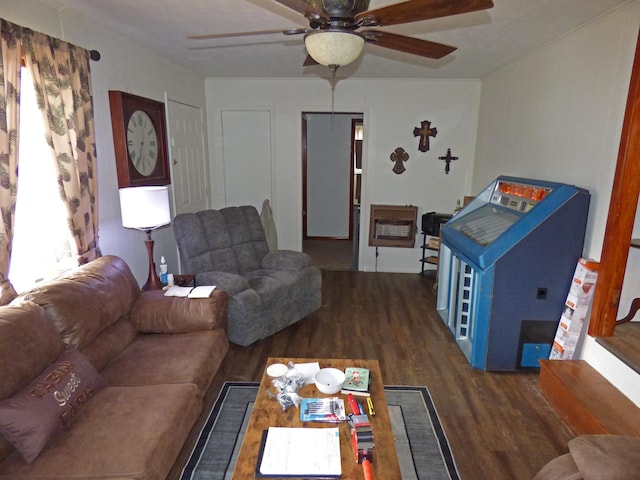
533,453,582,480
0,347,106,463
261,250,314,270
173,210,241,274
20,255,140,348
0,301,65,401
99,330,228,395
568,434,640,480
0,384,201,480
195,271,250,296
0,301,67,464
221,206,269,274
79,318,139,371
131,289,228,333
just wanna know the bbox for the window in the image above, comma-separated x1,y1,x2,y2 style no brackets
8,68,76,292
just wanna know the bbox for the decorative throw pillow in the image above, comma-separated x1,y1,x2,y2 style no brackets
0,346,106,463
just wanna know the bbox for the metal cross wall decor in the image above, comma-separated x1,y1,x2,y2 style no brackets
438,148,458,174
390,147,409,174
413,120,438,152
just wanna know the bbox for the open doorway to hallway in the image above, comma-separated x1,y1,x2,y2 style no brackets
302,113,363,271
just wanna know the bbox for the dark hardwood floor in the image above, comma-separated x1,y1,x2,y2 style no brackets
303,238,354,271
168,270,573,480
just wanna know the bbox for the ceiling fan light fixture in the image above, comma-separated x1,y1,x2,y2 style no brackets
304,31,365,67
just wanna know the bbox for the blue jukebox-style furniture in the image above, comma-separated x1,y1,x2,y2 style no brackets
436,176,590,371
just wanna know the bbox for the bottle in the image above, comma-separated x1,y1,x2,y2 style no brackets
159,256,168,284
453,199,462,215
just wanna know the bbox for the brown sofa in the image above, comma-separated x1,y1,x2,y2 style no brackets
533,435,640,480
0,255,229,479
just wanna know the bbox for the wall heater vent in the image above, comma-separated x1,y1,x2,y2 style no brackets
368,204,418,248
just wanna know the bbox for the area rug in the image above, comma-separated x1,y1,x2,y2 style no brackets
180,382,459,480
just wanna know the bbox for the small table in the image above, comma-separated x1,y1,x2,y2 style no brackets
172,274,195,287
231,357,401,479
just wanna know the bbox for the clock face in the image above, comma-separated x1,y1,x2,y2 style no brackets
109,91,170,188
127,110,158,176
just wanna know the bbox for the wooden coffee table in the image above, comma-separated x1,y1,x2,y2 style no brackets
231,357,401,479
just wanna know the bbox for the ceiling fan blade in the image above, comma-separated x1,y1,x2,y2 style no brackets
273,0,330,22
355,0,493,27
188,29,286,40
303,55,319,67
362,30,456,59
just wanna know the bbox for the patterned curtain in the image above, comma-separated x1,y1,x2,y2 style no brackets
0,20,22,304
23,29,100,264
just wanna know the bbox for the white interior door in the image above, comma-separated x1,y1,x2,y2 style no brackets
167,99,208,214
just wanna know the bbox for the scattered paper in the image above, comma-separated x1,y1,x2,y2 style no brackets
164,285,216,298
293,362,320,384
258,427,341,477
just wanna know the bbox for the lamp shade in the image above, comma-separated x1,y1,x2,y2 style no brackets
119,186,171,230
304,31,365,67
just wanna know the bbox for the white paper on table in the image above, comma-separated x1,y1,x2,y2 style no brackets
163,285,216,298
258,427,341,477
163,286,192,297
293,362,320,384
186,285,216,298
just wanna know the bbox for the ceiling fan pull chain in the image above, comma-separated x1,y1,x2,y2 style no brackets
331,81,335,115
329,64,338,114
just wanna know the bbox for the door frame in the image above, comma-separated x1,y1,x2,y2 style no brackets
301,112,359,241
589,29,640,337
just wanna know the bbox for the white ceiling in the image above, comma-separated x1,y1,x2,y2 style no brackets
52,0,632,80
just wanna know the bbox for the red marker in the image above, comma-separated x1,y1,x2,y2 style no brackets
347,393,361,415
362,458,373,480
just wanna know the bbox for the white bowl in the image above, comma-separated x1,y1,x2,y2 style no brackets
314,368,345,394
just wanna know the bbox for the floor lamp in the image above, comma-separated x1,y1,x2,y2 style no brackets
119,186,171,291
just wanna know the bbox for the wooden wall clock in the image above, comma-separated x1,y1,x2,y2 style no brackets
108,91,170,187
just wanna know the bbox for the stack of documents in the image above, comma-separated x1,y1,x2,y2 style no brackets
256,427,341,477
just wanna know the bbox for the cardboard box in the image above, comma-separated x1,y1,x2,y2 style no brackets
567,258,598,305
558,304,590,333
549,258,599,361
552,328,580,349
550,344,575,360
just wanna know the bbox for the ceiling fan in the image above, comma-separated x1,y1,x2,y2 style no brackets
188,0,494,73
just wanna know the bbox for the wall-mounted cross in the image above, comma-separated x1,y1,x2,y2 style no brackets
413,120,438,152
390,147,409,174
438,148,458,174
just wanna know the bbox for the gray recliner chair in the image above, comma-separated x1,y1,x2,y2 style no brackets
173,205,322,346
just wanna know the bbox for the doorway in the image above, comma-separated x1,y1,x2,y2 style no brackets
302,112,363,270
